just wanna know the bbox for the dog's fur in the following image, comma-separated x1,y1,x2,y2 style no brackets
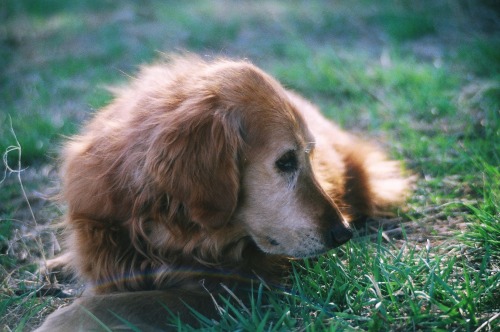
37,55,409,331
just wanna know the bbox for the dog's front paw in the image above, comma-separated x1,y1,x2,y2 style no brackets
39,252,74,283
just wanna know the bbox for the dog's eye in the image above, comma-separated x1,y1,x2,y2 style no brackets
275,150,298,173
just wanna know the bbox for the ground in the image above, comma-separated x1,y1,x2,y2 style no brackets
1,1,499,330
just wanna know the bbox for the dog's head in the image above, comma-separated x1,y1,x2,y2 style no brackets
145,58,352,258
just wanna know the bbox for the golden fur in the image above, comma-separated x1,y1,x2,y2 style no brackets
37,55,409,331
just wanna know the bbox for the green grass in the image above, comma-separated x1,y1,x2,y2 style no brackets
461,160,500,256
1,0,499,330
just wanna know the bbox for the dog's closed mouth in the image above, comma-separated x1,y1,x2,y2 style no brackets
266,236,280,246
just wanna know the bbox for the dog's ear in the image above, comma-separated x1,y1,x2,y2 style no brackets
145,98,243,229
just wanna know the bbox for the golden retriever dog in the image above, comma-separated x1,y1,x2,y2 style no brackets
37,54,409,331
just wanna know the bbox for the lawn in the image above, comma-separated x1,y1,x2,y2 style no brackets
1,0,499,330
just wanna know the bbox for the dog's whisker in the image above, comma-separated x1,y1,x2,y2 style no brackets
305,141,316,154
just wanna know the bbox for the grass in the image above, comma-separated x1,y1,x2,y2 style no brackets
1,0,499,330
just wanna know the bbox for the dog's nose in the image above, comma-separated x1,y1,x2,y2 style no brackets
322,207,352,247
330,223,352,245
